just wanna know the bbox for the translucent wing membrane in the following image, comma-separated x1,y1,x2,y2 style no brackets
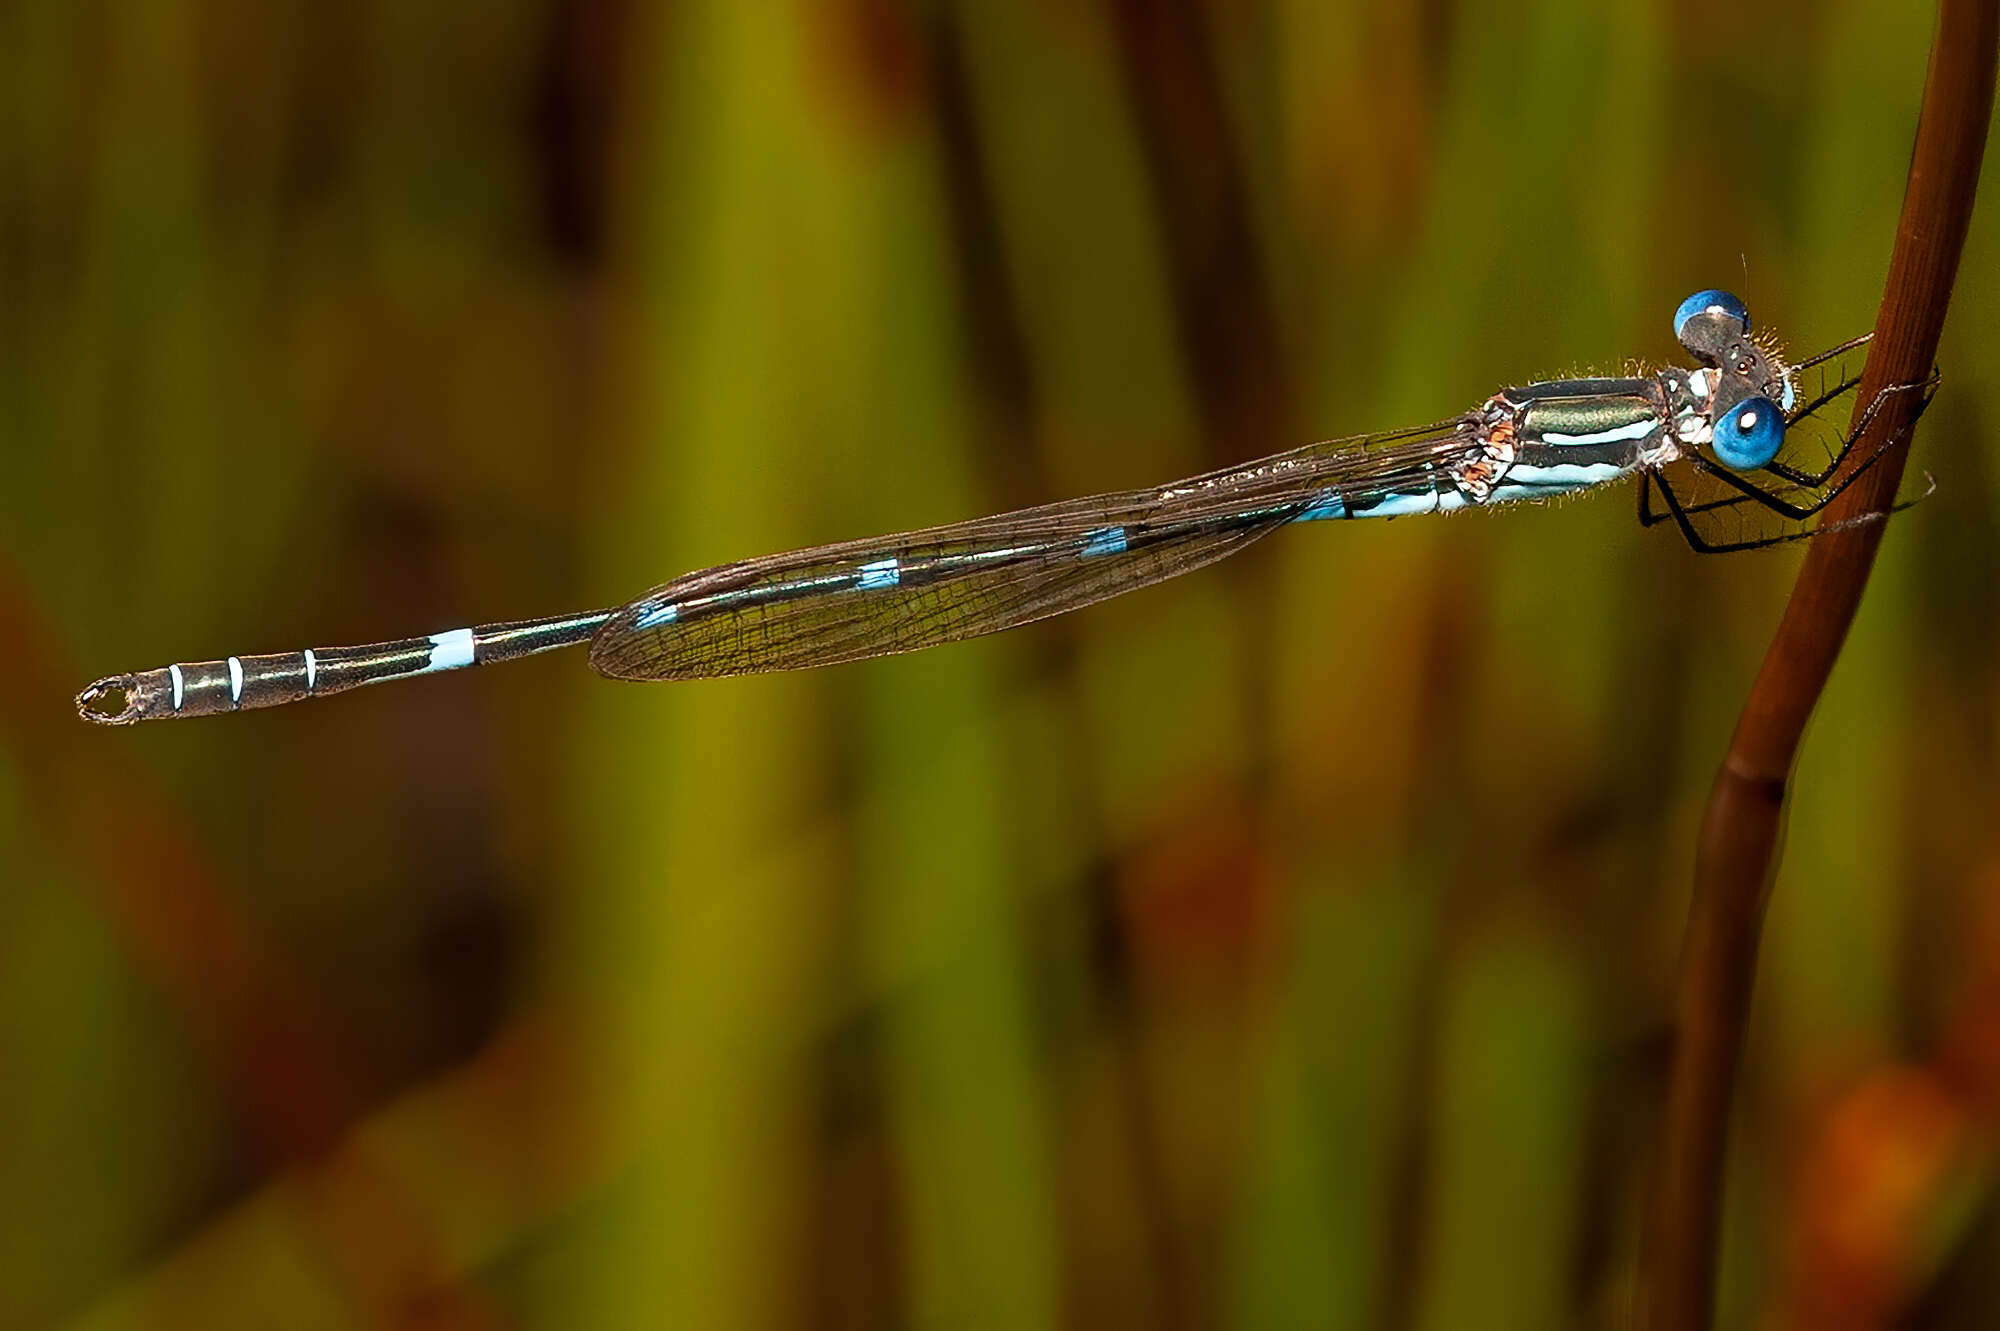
589,421,1470,680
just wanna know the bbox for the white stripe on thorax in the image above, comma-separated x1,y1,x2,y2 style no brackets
1502,460,1632,487
1536,418,1658,448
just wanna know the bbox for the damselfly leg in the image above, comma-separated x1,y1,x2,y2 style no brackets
1638,354,1938,554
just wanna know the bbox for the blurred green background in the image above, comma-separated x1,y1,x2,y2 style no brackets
6,2,2000,1328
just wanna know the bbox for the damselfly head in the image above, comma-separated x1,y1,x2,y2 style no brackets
1702,347,1792,471
1666,291,1790,472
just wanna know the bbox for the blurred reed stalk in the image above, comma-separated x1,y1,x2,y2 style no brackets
1643,3,1999,1328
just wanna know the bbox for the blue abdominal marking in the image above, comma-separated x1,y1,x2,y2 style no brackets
1082,526,1127,556
635,603,678,630
425,629,477,673
857,558,901,590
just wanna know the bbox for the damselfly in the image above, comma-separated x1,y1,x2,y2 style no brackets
76,290,1924,725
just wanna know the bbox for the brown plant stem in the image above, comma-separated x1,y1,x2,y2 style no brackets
1644,3,1999,1328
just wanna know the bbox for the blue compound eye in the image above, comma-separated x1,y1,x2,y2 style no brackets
1673,289,1752,342
1712,396,1785,469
